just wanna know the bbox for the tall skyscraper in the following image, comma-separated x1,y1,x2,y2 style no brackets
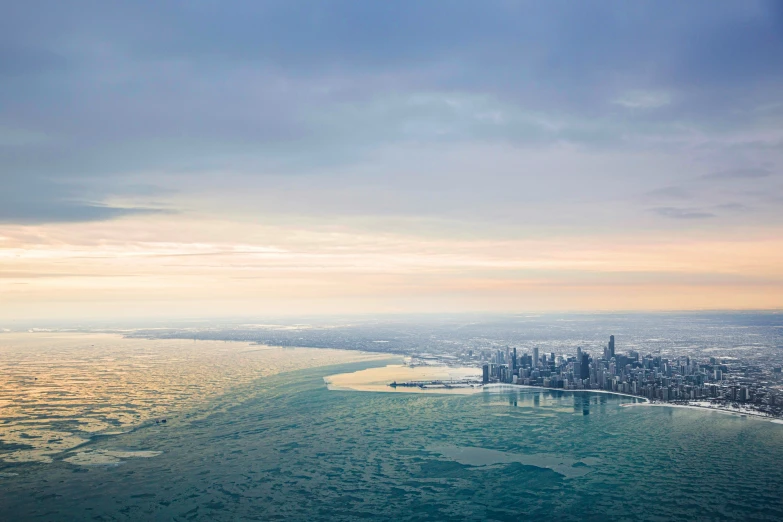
533,347,539,368
482,364,489,384
608,335,615,359
581,352,590,380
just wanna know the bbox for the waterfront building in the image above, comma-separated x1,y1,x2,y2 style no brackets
461,333,781,418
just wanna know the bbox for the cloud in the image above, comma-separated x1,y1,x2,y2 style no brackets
715,202,752,212
701,167,773,180
650,207,715,220
613,91,672,109
0,0,782,226
0,170,174,224
642,186,692,201
0,203,171,225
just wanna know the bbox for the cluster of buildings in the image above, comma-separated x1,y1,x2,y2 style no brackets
480,335,783,417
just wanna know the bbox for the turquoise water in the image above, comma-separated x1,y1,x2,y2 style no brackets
2,359,783,521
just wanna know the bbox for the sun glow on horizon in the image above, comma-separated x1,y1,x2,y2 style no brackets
2,213,781,320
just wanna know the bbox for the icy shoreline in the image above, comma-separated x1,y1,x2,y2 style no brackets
621,401,783,424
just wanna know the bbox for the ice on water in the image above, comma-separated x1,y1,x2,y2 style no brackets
0,333,385,463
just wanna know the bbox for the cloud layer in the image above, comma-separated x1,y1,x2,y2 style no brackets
1,1,783,316
2,0,782,222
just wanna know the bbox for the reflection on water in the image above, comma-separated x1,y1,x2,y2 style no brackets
0,333,386,463
479,387,643,416
575,394,591,415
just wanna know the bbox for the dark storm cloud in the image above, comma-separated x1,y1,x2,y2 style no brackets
1,0,782,223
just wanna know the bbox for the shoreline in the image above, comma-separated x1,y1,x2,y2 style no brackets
325,364,783,426
333,378,783,426
621,401,783,424
485,383,648,403
466,384,783,425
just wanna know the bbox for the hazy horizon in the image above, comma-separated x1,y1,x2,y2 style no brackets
2,309,783,327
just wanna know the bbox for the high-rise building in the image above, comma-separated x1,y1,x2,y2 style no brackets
608,335,615,359
581,352,590,380
482,364,489,384
533,347,539,368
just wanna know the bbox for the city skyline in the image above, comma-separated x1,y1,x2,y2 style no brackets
476,334,782,418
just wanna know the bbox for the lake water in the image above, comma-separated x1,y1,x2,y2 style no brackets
1,336,782,520
0,333,385,463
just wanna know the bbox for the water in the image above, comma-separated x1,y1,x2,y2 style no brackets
0,333,385,463
2,358,782,521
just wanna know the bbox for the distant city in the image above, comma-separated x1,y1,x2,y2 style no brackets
122,315,783,418
470,335,783,418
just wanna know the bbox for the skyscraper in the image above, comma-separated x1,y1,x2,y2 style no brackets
533,347,539,368
482,364,489,384
581,352,590,380
608,335,615,359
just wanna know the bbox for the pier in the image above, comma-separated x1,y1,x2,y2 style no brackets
388,379,483,389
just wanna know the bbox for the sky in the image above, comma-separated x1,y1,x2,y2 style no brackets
2,0,783,320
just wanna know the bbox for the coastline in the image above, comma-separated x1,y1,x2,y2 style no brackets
620,401,783,425
489,385,783,425
325,368,783,426
483,383,648,403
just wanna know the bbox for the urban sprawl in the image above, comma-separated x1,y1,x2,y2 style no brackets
476,335,783,418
